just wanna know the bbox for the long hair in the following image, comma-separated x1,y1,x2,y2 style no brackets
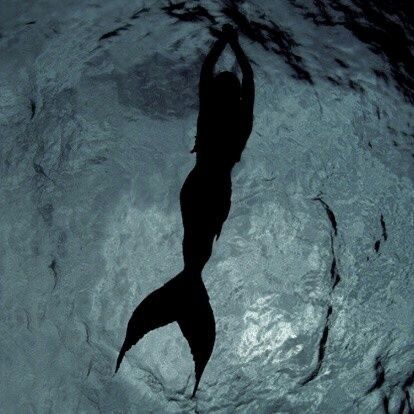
212,71,241,105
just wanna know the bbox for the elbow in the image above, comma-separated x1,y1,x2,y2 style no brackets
242,70,254,84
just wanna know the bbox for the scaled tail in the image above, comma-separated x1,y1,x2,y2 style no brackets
115,270,216,397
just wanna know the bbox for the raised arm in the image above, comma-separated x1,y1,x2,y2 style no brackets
191,35,227,154
199,35,227,100
226,27,255,144
229,36,254,117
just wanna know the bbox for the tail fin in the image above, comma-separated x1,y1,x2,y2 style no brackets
115,271,216,397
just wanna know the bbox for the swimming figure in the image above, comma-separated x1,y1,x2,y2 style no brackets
116,25,255,397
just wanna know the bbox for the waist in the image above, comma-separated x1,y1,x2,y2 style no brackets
192,159,234,178
196,154,237,169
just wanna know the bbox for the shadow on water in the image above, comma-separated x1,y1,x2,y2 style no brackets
163,0,413,102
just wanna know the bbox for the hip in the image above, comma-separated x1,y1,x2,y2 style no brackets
180,165,232,201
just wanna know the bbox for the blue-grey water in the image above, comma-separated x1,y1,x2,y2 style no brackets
0,1,413,412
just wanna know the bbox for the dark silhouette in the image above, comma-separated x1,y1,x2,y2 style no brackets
116,25,254,397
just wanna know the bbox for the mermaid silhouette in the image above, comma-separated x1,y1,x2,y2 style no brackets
116,25,255,397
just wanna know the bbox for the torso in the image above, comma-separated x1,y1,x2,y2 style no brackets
195,100,243,168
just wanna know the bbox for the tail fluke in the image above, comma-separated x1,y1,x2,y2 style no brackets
116,271,216,396
176,277,215,398
115,276,178,373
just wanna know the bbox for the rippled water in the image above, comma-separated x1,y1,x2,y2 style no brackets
0,1,413,413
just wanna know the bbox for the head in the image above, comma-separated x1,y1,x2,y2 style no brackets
212,71,241,105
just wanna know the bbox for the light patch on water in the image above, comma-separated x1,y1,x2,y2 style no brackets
91,194,180,325
308,245,323,270
237,294,306,364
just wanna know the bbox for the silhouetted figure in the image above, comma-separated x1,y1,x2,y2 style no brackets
116,25,254,397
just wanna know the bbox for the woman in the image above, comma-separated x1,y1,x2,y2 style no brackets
181,24,255,273
116,25,255,397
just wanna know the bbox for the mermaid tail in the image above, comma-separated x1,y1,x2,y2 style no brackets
115,270,216,397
